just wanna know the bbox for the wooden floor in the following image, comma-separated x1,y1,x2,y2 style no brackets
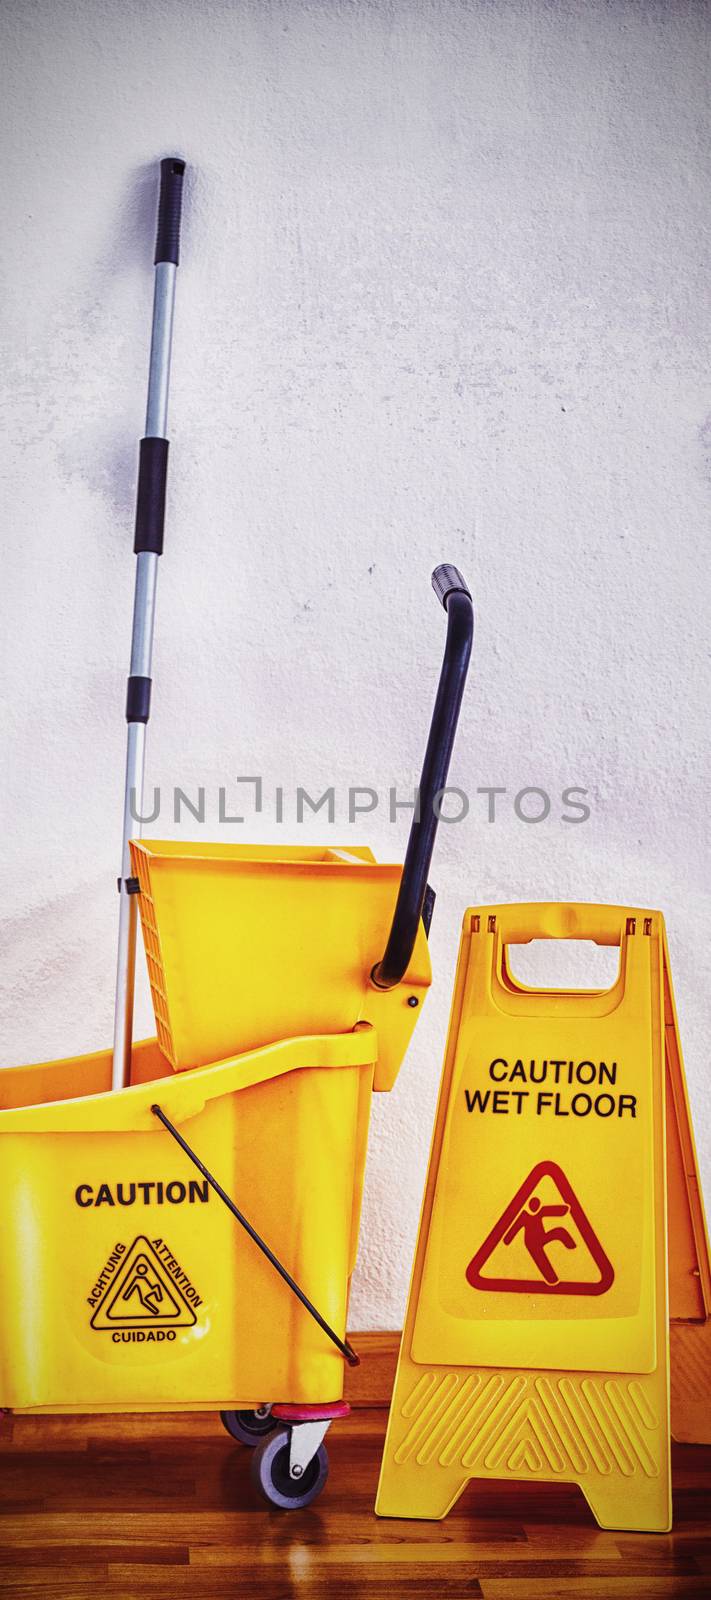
1,1408,710,1598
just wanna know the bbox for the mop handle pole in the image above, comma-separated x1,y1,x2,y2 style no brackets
112,159,186,1093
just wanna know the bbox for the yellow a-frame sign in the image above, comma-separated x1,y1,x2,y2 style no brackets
376,905,711,1533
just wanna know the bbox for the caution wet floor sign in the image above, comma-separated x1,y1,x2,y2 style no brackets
377,904,709,1532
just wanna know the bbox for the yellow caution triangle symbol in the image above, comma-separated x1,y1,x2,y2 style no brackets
90,1236,196,1329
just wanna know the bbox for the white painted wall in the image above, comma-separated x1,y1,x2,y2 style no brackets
2,0,709,1328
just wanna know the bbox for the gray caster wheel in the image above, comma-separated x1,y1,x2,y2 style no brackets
251,1426,329,1510
220,1406,275,1447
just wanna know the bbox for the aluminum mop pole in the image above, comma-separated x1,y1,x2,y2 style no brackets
112,157,186,1091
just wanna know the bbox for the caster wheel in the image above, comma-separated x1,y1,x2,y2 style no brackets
251,1426,329,1510
220,1407,275,1447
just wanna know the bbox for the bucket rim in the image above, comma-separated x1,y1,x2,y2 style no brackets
0,1027,378,1134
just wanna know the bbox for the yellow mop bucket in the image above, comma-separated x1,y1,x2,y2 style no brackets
1,553,473,1508
0,1027,377,1416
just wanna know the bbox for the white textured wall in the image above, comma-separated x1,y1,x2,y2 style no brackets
1,0,709,1328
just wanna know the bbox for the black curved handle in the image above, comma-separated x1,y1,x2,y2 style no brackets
371,565,474,990
154,157,186,265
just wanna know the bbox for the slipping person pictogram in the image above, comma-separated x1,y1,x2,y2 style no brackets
466,1160,614,1296
121,1258,166,1316
90,1236,198,1330
501,1193,576,1285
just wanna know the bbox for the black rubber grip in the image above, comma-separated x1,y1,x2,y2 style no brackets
134,437,169,554
432,564,472,609
154,157,186,265
126,675,152,723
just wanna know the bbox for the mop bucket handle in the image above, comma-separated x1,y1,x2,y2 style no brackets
371,564,474,989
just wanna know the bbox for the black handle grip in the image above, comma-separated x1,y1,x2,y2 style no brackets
371,567,474,990
134,436,169,554
154,157,186,265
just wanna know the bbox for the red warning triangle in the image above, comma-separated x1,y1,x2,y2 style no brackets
90,1236,197,1329
466,1161,614,1297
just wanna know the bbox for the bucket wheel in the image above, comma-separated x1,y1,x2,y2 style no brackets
251,1425,329,1511
220,1406,275,1447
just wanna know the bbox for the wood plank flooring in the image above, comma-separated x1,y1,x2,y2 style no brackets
1,1406,709,1598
